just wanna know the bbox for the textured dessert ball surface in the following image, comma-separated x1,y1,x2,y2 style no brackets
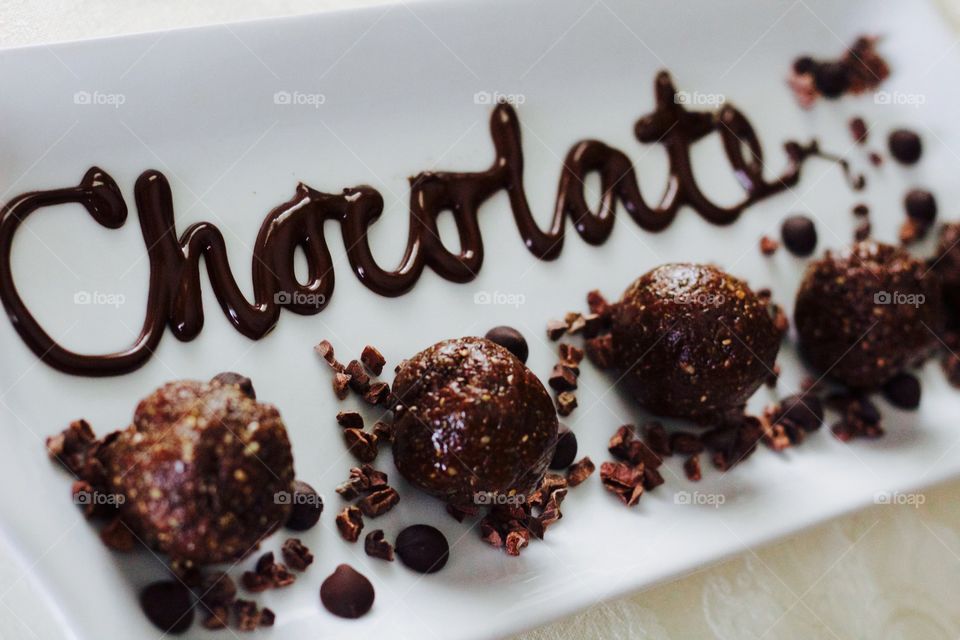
795,241,943,389
391,337,557,506
611,263,781,420
99,377,294,564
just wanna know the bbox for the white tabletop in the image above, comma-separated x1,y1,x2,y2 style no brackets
2,2,960,639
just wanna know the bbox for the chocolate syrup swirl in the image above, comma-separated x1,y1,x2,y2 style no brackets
1,71,819,376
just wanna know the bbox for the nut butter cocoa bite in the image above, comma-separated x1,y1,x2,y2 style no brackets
795,241,943,389
610,264,782,420
391,337,558,506
97,376,295,564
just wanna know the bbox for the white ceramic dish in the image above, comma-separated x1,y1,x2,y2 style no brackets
0,0,958,638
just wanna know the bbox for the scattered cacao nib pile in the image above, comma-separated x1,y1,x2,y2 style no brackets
336,409,393,464
334,464,399,543
316,340,392,405
789,35,890,107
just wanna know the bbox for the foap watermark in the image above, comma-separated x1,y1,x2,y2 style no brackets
74,489,125,507
675,291,725,307
73,290,125,308
474,491,526,506
874,291,925,308
474,290,525,308
73,90,126,109
874,90,926,109
273,90,326,109
874,490,925,508
274,291,327,307
674,90,726,107
474,90,526,106
674,490,725,508
274,490,323,507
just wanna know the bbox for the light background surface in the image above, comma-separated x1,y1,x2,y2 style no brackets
1,2,959,639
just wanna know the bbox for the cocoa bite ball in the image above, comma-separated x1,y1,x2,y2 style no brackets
97,376,295,564
795,241,943,389
391,337,557,506
611,263,782,420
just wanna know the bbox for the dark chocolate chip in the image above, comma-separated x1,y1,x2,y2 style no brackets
210,372,255,399
285,480,323,531
852,203,869,217
140,581,194,634
320,564,375,619
549,426,578,470
484,326,529,363
781,215,818,257
395,525,450,574
888,129,922,165
904,189,937,224
814,61,849,98
882,372,922,410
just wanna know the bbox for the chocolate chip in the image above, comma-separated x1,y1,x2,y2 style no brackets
882,372,922,410
888,129,922,165
364,529,395,561
852,203,870,217
395,525,450,574
282,538,314,571
905,189,937,224
210,372,255,399
140,581,194,634
814,61,849,98
336,506,364,542
566,456,595,486
849,117,868,144
549,426,578,470
484,326,529,363
360,345,386,375
781,215,818,257
285,480,323,531
357,487,400,518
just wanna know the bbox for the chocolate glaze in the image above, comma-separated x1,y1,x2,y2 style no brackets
1,71,818,376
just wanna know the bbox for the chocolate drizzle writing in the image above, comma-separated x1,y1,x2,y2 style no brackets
1,71,822,376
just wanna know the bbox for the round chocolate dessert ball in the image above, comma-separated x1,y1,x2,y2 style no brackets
98,376,295,564
391,337,557,505
795,241,943,389
610,264,782,420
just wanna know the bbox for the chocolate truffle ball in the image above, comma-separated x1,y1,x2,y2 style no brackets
611,264,782,420
391,337,557,506
795,241,943,389
98,376,294,564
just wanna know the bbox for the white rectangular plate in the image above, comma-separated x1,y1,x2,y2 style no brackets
0,0,958,638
